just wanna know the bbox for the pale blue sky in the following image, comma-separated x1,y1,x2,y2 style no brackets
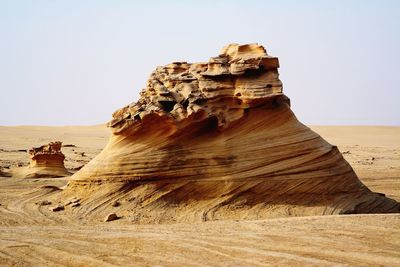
0,0,399,126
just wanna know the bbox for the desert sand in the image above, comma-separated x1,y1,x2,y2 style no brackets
0,125,399,266
1,43,400,266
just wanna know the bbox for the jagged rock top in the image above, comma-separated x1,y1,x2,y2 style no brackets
108,43,285,133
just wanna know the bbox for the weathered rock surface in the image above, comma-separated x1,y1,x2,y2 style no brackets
50,204,64,212
0,168,11,177
14,141,71,178
108,43,283,132
65,43,400,223
104,213,119,222
64,197,80,206
36,200,52,206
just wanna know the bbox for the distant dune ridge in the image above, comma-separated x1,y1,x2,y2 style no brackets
63,43,399,223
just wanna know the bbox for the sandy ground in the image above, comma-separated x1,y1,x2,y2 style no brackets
310,126,400,201
0,125,399,266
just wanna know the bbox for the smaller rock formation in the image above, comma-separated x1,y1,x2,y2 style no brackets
35,200,52,206
14,142,71,178
50,204,64,212
104,213,119,222
0,168,11,177
64,198,80,207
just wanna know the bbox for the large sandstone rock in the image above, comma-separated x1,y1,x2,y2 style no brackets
14,141,71,178
65,43,399,223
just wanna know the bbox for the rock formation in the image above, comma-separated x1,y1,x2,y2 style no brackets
64,43,399,223
0,168,11,177
14,141,71,178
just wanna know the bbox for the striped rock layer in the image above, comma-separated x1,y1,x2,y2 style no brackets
65,44,399,223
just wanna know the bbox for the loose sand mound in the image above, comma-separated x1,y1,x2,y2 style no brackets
61,43,399,223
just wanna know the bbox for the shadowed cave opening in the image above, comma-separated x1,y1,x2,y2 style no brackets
159,100,176,112
181,99,189,109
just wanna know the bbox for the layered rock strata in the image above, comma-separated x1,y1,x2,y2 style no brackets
16,141,71,178
65,43,399,223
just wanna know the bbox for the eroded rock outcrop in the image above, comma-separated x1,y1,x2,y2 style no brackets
14,141,71,178
108,43,283,132
64,43,400,223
